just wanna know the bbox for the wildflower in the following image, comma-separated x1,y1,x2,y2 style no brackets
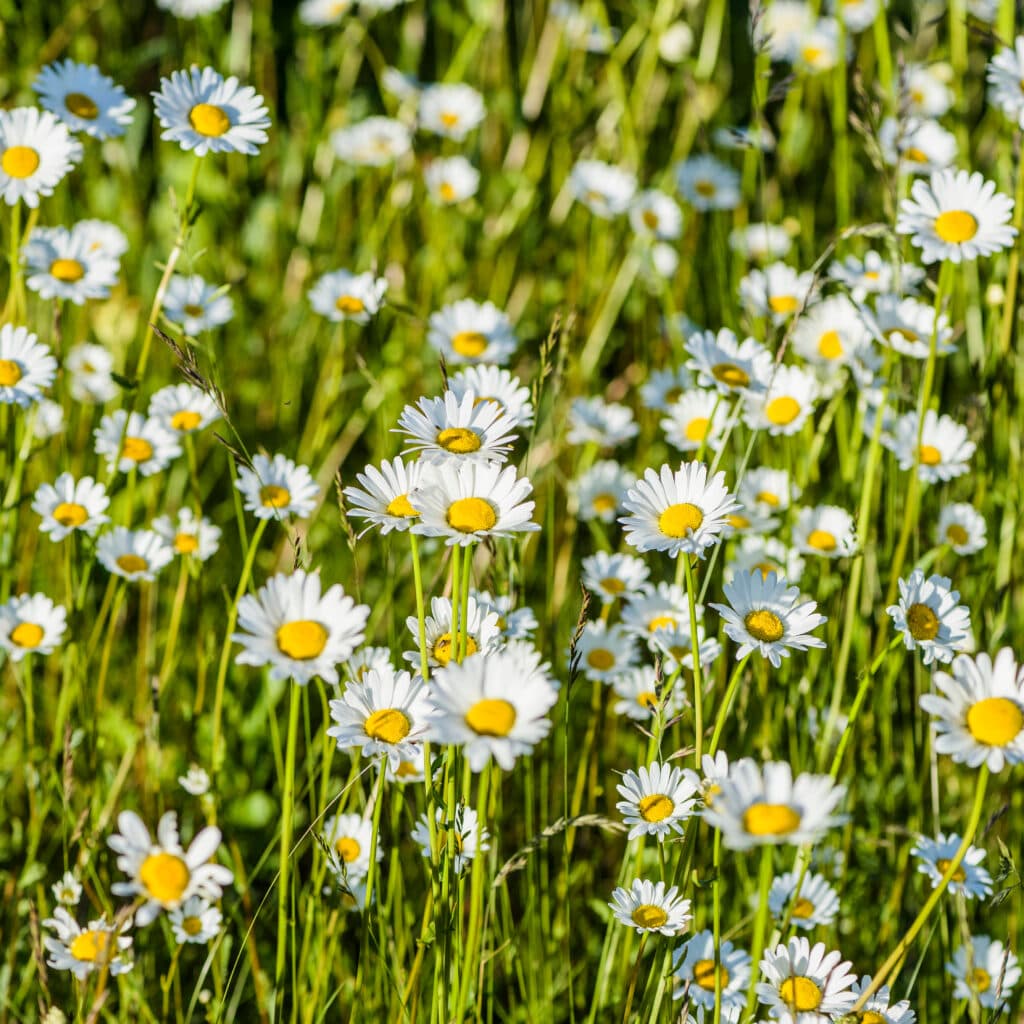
568,159,637,218
447,365,534,428
946,936,1021,1008
418,82,485,140
630,189,683,240
427,298,518,365
791,505,857,558
831,0,880,32
661,389,729,453
829,250,924,301
792,18,842,75
742,364,819,436
609,879,691,935
299,0,354,23
42,908,132,978
791,294,875,371
848,975,917,1024
0,108,82,207
34,398,65,438
23,225,119,304
331,116,411,166
738,262,815,323
573,460,635,523
567,396,639,447
987,37,1024,128
911,833,993,899
581,550,650,604
737,467,799,516
890,409,975,484
672,929,751,1010
33,60,135,139
611,667,686,721
411,804,490,875
727,535,806,587
323,813,381,882
879,116,958,175
767,870,840,929
72,219,129,259
162,274,234,335
94,410,181,477
756,937,857,1022
157,0,231,15
395,390,519,466
905,64,954,118
729,221,793,261
0,594,67,661
148,382,222,435
887,570,971,665
620,581,691,638
685,328,772,396
616,762,699,841
675,154,740,210
178,765,211,796
235,452,319,520
640,366,693,411
169,897,222,944
684,751,731,807
152,509,222,561
937,503,987,555
471,591,538,641
343,456,428,536
575,621,639,683
97,528,175,582
52,871,83,907
66,341,117,403
345,646,394,684
308,269,387,324
860,294,954,359
0,324,57,407
32,473,109,542
424,155,479,204
649,620,723,674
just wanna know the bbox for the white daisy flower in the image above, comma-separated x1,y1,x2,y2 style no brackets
703,758,847,850
152,508,222,561
235,452,319,520
911,832,993,899
22,225,120,304
343,456,428,536
616,761,700,841
42,908,132,979
712,571,827,668
427,647,558,771
148,382,221,435
66,341,118,403
169,896,222,944
152,65,271,156
157,0,231,15
308,269,387,324
675,154,741,211
905,64,954,118
97,528,175,582
630,189,683,240
572,460,636,523
831,0,880,32
987,37,1024,128
890,409,974,484
611,666,687,721
395,389,520,466
661,388,729,453
896,168,1016,264
381,67,422,102
331,115,411,166
879,116,957,175
427,298,518,365
829,250,925,301
567,396,639,448
322,813,381,882
946,936,1021,1008
685,328,772,396
609,879,692,936
649,619,723,675
919,648,1024,772
737,467,800,516
178,764,211,796
0,324,57,407
299,0,354,24
792,505,857,558
410,461,540,547
937,503,987,555
233,569,369,686
411,804,490,876
424,155,480,204
721,503,781,538
792,18,842,74
52,871,83,907
33,59,136,139
418,82,485,140
162,274,234,335
760,1,815,60
619,462,741,558
620,581,691,638
327,666,432,767
729,221,793,262
568,159,637,218
345,646,394,685
791,294,875,372
386,756,426,785
640,366,694,412
739,262,815,323
71,218,128,259
684,751,731,807
108,810,233,926
672,929,751,1010
727,535,806,588
581,550,650,604
471,591,538,641
94,410,182,477
0,107,82,208
743,364,819,436
756,936,857,1022
767,870,840,929
887,570,971,665
447,365,534,428
575,620,639,683
860,294,954,360
0,593,67,662
848,974,917,1024
33,398,65,438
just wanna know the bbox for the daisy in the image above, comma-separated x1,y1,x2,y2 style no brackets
410,461,540,547
343,456,428,536
235,452,319,520
739,262,815,323
323,813,381,882
34,473,110,541
22,225,120,304
327,666,432,767
743,364,819,436
152,508,222,561
896,168,1016,264
97,528,175,582
829,250,924,301
675,154,741,211
761,1,815,60
792,505,857,558
887,570,971,665
42,908,133,979
611,667,687,721
567,396,639,447
703,758,847,850
108,810,233,926
0,324,57,407
937,503,987,555
427,647,558,771
169,897,222,944
233,569,369,686
672,929,751,1010
0,593,67,662
848,975,917,1024
72,218,128,259
308,269,387,324
0,107,82,207
395,390,520,466
661,389,729,453
879,116,957,175
947,936,1021,1008
728,535,806,587
331,116,411,166
299,0,354,23
729,221,793,262
568,159,637,218
148,382,221,435
685,328,772,396
427,298,518,365
904,64,954,118
387,757,426,785
757,937,857,1022
640,366,694,411
767,870,840,929
791,295,875,372
684,751,731,808
158,0,231,14
616,762,699,841
418,82,485,140
831,0,880,32
162,274,234,335
649,620,723,674
33,59,136,139
911,832,993,899
711,571,827,668
890,409,974,484
630,189,683,240
573,460,636,523
178,765,211,796
919,648,1024,772
411,804,490,875
424,155,480,204
619,462,740,558
346,646,395,685
737,467,799,516
447,365,534,428
575,621,639,683
471,591,538,641
153,65,271,156
609,879,691,936
620,581,691,638
52,871,83,907
988,37,1024,128
721,504,780,538
792,18,842,74
66,341,118,403
581,550,650,604
34,398,65,438
860,294,954,359
94,410,182,476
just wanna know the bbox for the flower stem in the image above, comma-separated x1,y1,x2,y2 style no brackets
682,556,704,763
708,653,752,757
743,844,774,1020
275,681,302,987
409,531,430,680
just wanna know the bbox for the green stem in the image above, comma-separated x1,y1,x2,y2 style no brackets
409,531,430,680
708,653,752,757
743,845,775,1020
712,828,723,1024
682,556,704,763
275,682,302,987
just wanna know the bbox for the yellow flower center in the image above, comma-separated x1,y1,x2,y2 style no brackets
637,690,658,710
395,761,419,778
440,111,460,128
69,929,109,963
918,444,942,466
860,1013,886,1024
65,92,100,119
658,502,704,538
647,614,678,632
969,967,991,992
885,327,919,345
638,793,674,822
756,490,780,507
935,857,967,883
778,975,823,1012
905,602,940,641
122,437,154,463
464,698,517,737
592,493,617,514
685,416,710,442
10,622,44,648
801,45,824,64
116,554,148,574
364,707,411,744
0,359,21,386
768,294,799,315
432,633,479,666
336,836,361,862
742,802,802,837
694,180,716,197
335,295,365,315
139,851,191,904
817,330,844,359
171,410,203,432
451,331,488,357
446,496,497,533
694,959,729,990
276,620,329,660
385,493,419,518
711,362,750,388
183,303,205,317
744,609,785,642
50,258,85,282
791,897,815,918
728,514,750,529
1,145,40,178
905,146,929,163
946,524,969,546
437,427,482,454
182,916,203,936
807,529,837,552
189,102,231,137
175,533,199,554
934,210,978,244
53,501,88,527
642,209,659,229
966,696,1024,746
766,396,801,426
599,577,626,594
586,648,615,671
631,904,669,929
439,181,456,202
755,561,778,578
260,484,291,508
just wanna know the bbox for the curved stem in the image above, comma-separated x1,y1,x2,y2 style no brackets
708,653,752,757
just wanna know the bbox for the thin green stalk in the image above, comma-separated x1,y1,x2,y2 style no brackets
275,682,302,987
708,653,752,757
712,829,723,1024
743,845,775,1021
620,933,648,1024
682,556,704,763
409,531,430,680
